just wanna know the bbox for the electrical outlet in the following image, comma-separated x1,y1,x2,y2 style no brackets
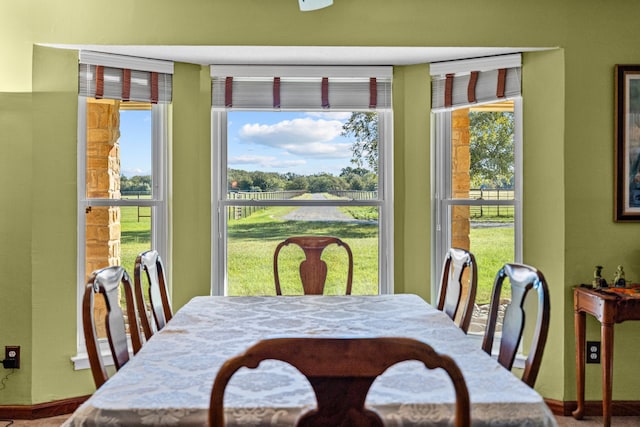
586,341,600,364
3,346,20,369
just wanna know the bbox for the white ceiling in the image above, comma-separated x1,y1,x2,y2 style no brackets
44,44,548,66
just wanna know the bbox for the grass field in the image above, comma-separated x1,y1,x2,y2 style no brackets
469,226,514,302
227,206,379,295
118,203,512,303
120,206,152,278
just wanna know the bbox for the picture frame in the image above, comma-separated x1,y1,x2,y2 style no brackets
615,65,640,221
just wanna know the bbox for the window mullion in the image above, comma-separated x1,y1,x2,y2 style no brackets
513,97,523,263
211,109,226,296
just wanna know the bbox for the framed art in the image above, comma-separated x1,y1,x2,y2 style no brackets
615,64,640,221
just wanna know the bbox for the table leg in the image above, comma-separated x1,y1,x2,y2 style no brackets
572,310,586,420
601,322,614,427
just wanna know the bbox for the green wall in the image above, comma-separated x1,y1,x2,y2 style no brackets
171,63,213,308
0,94,33,401
2,0,640,407
521,49,566,398
392,64,432,296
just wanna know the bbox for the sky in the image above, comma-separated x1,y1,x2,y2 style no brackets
119,110,358,178
119,110,152,178
228,111,355,176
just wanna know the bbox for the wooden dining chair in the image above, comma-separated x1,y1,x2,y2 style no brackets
82,266,144,389
481,263,551,388
437,248,478,333
134,250,173,340
274,236,353,295
210,337,470,427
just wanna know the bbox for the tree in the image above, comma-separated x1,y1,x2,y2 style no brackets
251,171,268,191
339,166,369,178
469,111,514,188
307,173,344,193
120,175,151,193
341,112,378,173
285,176,309,191
348,175,364,190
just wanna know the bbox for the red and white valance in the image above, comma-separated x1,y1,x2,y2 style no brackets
211,65,392,110
431,54,521,111
79,51,173,104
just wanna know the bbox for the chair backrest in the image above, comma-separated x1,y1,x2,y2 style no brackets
274,236,353,295
134,250,173,340
437,248,478,333
481,263,550,388
82,266,144,388
209,337,470,427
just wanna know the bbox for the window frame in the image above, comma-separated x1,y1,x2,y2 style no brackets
210,71,394,296
432,98,523,301
73,98,169,369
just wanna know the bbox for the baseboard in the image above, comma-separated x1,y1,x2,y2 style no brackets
2,396,639,420
0,395,90,420
545,398,640,416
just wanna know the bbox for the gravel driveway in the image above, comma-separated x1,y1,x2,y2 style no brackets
281,193,359,222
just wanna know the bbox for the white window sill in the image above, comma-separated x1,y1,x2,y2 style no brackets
71,337,134,370
71,351,113,371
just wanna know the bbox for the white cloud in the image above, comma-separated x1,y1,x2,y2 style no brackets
229,154,307,169
121,167,150,177
306,112,352,120
238,117,350,159
281,142,351,158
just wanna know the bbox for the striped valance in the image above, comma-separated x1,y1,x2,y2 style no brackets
79,51,173,104
431,54,521,111
211,65,392,111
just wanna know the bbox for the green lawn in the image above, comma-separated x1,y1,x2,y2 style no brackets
120,206,151,279
227,207,379,295
118,204,512,303
469,226,514,303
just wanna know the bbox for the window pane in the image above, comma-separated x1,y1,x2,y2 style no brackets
120,107,153,198
84,100,153,276
85,98,152,199
451,103,515,200
84,206,152,281
224,110,381,296
226,205,379,295
83,99,155,338
447,102,516,315
450,204,514,336
227,111,379,198
85,205,151,337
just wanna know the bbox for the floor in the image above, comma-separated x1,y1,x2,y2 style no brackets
554,415,640,426
0,416,70,426
3,414,640,426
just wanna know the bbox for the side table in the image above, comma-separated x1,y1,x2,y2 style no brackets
572,286,640,427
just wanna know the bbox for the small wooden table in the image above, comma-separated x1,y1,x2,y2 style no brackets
572,286,640,427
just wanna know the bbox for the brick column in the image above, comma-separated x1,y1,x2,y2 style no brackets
450,109,473,318
85,99,122,336
451,108,471,251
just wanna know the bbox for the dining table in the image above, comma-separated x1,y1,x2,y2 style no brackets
64,293,557,426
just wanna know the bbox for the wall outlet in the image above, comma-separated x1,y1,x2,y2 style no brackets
586,341,600,364
3,346,20,369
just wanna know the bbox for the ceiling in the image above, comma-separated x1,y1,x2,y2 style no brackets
44,44,548,66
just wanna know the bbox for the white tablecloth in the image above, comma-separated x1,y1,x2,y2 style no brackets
64,294,557,426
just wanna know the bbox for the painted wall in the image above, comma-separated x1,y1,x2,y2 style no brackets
2,0,639,406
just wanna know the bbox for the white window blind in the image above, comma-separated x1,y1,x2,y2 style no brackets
211,65,392,110
79,51,173,104
430,54,521,111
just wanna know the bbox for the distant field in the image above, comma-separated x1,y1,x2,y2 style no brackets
226,206,379,295
469,225,514,302
120,205,151,277
118,203,512,303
